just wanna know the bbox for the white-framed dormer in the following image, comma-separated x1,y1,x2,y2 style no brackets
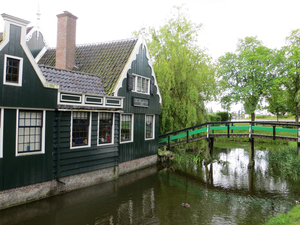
15,109,46,156
132,73,150,95
3,54,23,86
70,111,92,149
145,114,155,140
97,112,115,146
120,113,134,144
0,108,4,158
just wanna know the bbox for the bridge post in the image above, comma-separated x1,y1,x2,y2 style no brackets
205,138,214,165
248,123,255,169
248,138,255,169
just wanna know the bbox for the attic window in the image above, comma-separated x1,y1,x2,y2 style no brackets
3,54,23,86
132,74,150,94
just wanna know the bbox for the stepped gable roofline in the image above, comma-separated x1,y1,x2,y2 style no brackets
39,64,106,95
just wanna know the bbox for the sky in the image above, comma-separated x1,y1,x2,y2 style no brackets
1,0,300,112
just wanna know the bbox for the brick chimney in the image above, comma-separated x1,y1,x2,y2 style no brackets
56,11,77,70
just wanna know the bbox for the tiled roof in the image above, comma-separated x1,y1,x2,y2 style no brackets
38,38,138,94
39,65,106,95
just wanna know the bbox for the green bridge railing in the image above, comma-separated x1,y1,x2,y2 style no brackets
158,121,300,149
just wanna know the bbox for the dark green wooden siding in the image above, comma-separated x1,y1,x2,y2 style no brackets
26,31,46,59
0,109,54,190
0,24,57,109
118,44,161,163
53,111,119,178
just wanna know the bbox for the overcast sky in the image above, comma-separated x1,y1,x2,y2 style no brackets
1,0,300,61
1,0,299,112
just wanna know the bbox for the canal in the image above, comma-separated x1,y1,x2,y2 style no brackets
1,142,299,225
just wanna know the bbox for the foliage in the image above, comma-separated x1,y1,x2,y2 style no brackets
216,112,229,121
218,36,276,121
265,82,288,121
276,29,300,124
208,113,221,122
264,205,300,225
268,145,300,181
136,6,218,134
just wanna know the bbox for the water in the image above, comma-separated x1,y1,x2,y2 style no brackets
1,143,300,225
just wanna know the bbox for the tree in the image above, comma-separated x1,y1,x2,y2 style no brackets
218,37,276,121
137,6,218,134
277,29,300,124
266,86,287,121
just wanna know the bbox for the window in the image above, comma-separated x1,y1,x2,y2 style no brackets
17,110,45,155
145,115,155,140
0,109,3,158
71,112,91,148
98,112,114,145
132,75,150,94
3,54,23,86
121,114,133,143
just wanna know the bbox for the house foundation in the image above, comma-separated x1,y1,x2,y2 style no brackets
0,154,157,211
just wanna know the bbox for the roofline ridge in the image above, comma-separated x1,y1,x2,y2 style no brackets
76,37,138,47
38,64,101,78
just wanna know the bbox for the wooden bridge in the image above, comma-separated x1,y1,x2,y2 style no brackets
158,121,300,168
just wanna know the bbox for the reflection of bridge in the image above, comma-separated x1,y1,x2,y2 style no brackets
158,121,300,168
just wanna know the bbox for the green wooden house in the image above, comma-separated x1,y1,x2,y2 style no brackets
0,11,161,208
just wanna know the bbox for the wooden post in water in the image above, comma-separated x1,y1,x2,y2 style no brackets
248,123,255,168
205,138,214,165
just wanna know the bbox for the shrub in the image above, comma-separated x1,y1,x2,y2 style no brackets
208,114,221,122
216,112,229,121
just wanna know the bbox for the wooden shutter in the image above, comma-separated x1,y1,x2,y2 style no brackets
150,80,154,95
127,73,133,91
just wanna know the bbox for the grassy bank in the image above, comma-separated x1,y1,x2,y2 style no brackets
268,145,300,181
265,205,300,225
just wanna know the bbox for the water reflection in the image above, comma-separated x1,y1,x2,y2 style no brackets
1,145,300,225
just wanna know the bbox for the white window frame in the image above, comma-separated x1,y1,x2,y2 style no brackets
15,109,46,156
132,74,150,95
120,114,134,143
145,115,155,140
70,111,92,149
0,108,3,158
3,54,23,86
97,112,114,146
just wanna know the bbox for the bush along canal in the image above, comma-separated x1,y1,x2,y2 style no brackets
1,142,300,225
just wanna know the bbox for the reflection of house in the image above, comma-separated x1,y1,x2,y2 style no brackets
0,11,161,210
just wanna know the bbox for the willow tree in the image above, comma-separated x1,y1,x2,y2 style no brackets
218,37,276,121
142,6,218,134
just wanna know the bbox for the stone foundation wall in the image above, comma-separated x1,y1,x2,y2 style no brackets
119,154,157,175
0,166,118,210
0,155,157,211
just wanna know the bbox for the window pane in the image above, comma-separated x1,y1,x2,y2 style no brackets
18,110,43,153
146,115,154,139
72,112,89,147
121,114,132,142
6,57,20,84
99,112,113,144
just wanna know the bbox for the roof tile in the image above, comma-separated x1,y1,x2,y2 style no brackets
39,65,106,95
38,38,138,94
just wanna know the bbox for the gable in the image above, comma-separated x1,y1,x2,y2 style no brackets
0,14,58,109
26,30,46,58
